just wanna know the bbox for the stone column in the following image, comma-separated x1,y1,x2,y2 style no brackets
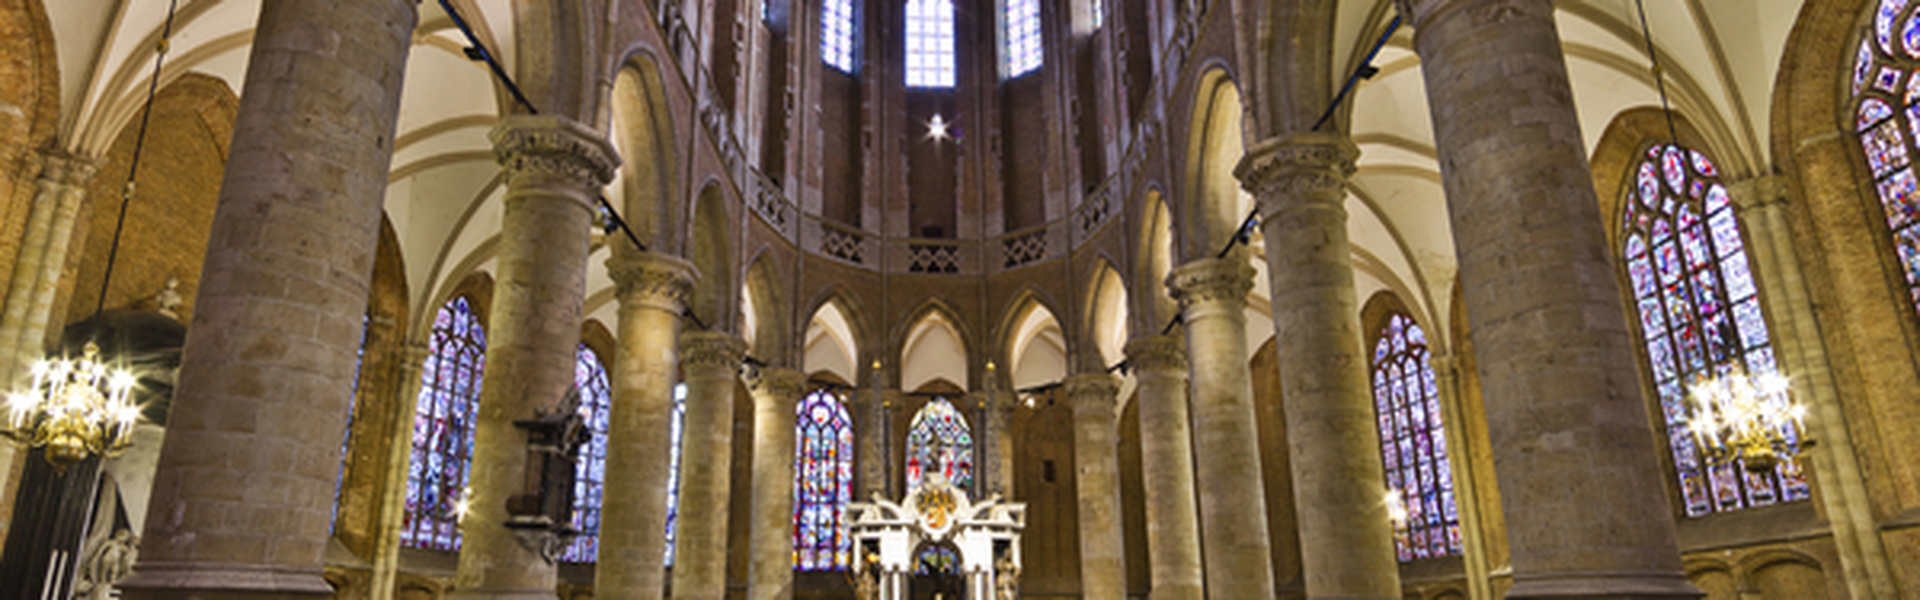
370,343,432,600
1239,132,1400,597
115,2,417,597
670,332,747,600
1064,373,1125,600
449,115,616,599
980,390,1016,499
1725,177,1897,597
1403,0,1695,595
597,250,696,600
1165,257,1275,597
1123,336,1202,600
1429,354,1492,600
850,387,886,500
747,367,807,600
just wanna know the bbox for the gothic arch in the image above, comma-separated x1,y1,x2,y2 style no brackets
1181,68,1251,260
997,290,1069,390
896,300,972,393
741,249,789,363
611,54,683,251
804,289,867,386
689,182,734,329
0,0,59,266
1082,258,1129,370
1590,108,1719,245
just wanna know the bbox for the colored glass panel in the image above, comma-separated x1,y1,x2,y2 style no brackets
905,0,956,87
794,390,854,571
402,298,486,550
906,398,974,492
1005,0,1043,77
665,383,687,565
559,345,614,563
1370,314,1461,561
330,316,371,533
1856,7,1920,321
822,0,857,73
1617,144,1806,517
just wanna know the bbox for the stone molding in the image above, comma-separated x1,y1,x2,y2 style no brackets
607,250,698,312
1236,132,1359,220
1166,257,1255,309
678,331,746,374
1063,373,1120,415
1724,174,1790,211
490,115,621,190
116,561,336,595
1124,335,1188,377
34,149,98,188
747,367,809,406
1400,0,1536,33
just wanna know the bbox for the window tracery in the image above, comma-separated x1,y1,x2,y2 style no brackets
823,0,857,73
906,397,972,492
1855,0,1920,317
559,344,613,562
906,0,956,87
1370,314,1461,561
794,390,854,570
1005,0,1042,77
402,298,486,551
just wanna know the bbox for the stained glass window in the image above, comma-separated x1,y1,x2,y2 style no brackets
1621,144,1809,517
665,383,689,565
905,0,956,88
914,545,960,575
1004,0,1043,77
1089,0,1103,29
1856,0,1920,317
1370,314,1461,561
906,397,973,492
822,0,856,73
330,316,371,533
794,390,854,571
402,298,486,551
559,345,613,563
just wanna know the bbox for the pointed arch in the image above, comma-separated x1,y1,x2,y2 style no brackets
611,54,682,251
690,182,734,329
1083,258,1130,370
1182,68,1254,260
1134,187,1178,330
997,291,1068,390
898,301,971,393
741,250,789,362
805,291,864,385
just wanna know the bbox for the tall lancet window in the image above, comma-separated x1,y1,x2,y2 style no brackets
794,390,854,570
1621,144,1809,516
1370,314,1461,561
664,383,689,565
822,0,857,73
1854,0,1920,316
906,397,973,491
402,297,486,551
905,0,956,87
1003,0,1043,77
559,344,613,562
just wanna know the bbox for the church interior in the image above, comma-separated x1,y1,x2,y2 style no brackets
1,0,1919,598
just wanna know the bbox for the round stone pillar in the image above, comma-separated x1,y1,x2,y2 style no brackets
451,115,616,599
0,151,95,386
1166,257,1275,597
1402,0,1695,595
116,1,417,597
746,367,807,600
597,250,696,600
1064,373,1125,600
981,390,1016,499
669,332,747,600
1239,132,1400,597
1123,336,1203,600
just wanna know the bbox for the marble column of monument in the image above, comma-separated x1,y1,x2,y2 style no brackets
1123,335,1203,600
1725,176,1896,597
670,332,747,600
116,1,417,597
1239,132,1400,597
371,344,432,600
598,250,697,600
1166,257,1275,597
451,116,616,599
747,368,807,600
1402,0,1695,595
1064,373,1125,600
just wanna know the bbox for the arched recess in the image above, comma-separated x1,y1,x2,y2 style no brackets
741,251,787,362
1002,295,1067,391
804,293,862,385
510,0,599,122
1590,108,1718,245
1182,69,1255,260
1084,260,1129,370
0,0,60,272
689,183,734,329
1134,188,1177,330
62,73,237,328
899,304,970,394
333,214,411,558
610,55,681,251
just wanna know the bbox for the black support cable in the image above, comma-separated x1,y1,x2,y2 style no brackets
1314,14,1402,132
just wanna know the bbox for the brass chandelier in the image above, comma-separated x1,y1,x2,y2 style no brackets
1686,370,1807,473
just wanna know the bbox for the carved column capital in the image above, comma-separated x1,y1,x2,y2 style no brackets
747,367,809,408
1724,174,1791,211
491,115,620,192
1166,257,1255,310
1397,0,1537,32
1063,373,1120,416
34,149,98,187
678,331,746,375
607,250,698,313
1237,131,1359,221
1124,335,1189,379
